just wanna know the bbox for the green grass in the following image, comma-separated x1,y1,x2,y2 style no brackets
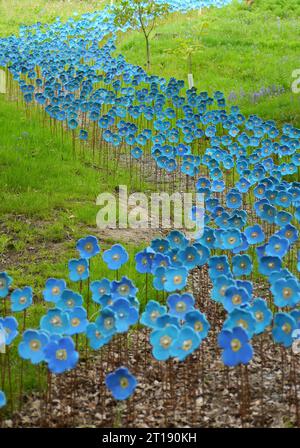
115,0,300,126
0,96,142,218
0,0,108,36
0,101,97,219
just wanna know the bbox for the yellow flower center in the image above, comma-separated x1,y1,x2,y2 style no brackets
120,377,129,389
104,318,114,329
51,316,62,327
175,301,186,313
71,317,80,327
119,285,129,294
194,321,203,332
220,286,227,296
182,339,193,351
66,298,74,307
232,294,242,305
237,319,248,329
255,311,264,322
231,338,241,352
173,275,182,285
150,311,159,321
19,296,27,305
282,323,291,334
30,340,41,351
85,243,93,252
56,349,67,361
160,335,172,349
283,288,292,299
77,265,85,274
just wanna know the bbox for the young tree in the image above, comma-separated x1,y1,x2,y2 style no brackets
164,22,208,75
112,0,169,70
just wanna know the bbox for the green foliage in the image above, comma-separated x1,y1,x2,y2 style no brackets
113,0,169,31
242,0,300,18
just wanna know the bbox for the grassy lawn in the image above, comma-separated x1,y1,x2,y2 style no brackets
115,0,300,126
0,0,108,36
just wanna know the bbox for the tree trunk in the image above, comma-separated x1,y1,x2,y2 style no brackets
145,35,150,70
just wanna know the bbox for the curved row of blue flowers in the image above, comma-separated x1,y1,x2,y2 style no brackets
0,2,297,181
